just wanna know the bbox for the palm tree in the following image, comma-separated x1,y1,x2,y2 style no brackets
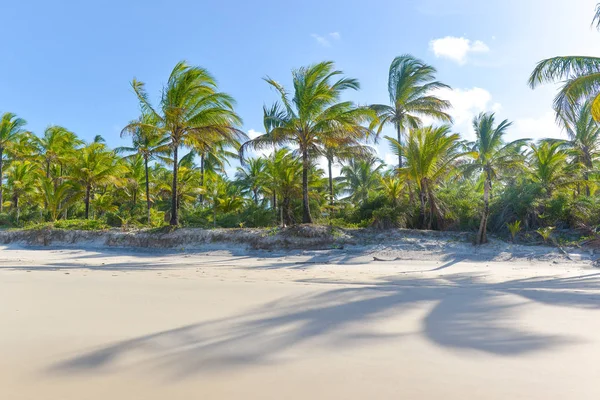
528,141,571,197
119,113,170,224
235,157,267,205
0,112,27,212
242,61,374,223
371,55,453,168
323,139,374,205
35,126,82,180
125,61,245,225
465,113,527,244
555,99,600,196
5,161,39,223
40,178,81,221
390,125,466,229
529,4,600,120
380,175,405,208
71,142,124,219
340,156,384,204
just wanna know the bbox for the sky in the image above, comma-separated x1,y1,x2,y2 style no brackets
1,0,599,174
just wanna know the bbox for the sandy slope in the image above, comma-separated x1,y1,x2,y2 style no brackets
1,244,600,399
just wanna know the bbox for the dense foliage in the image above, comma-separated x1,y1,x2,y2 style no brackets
2,5,600,242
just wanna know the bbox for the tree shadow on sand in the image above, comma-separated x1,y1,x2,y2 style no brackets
47,272,600,380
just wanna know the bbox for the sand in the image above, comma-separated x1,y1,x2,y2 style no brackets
1,243,600,399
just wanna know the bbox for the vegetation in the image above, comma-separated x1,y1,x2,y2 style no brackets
3,5,600,246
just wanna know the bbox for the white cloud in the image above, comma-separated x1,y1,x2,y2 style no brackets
511,112,564,142
434,87,495,138
311,32,341,47
429,36,489,64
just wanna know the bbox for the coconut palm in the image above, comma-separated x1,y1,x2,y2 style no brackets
0,112,27,212
119,113,170,224
40,178,82,221
390,125,467,229
528,141,572,197
35,126,82,180
242,61,374,223
235,157,267,205
371,55,453,168
464,113,527,244
323,139,374,205
125,61,245,225
555,99,600,195
5,161,39,223
340,156,384,204
70,142,125,219
529,4,600,119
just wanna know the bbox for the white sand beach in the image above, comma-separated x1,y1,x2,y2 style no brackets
1,243,600,399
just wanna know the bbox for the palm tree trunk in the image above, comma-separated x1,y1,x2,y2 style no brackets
199,153,205,204
301,149,312,224
418,182,427,229
85,185,91,219
0,148,3,213
144,156,151,225
477,177,490,245
397,123,403,169
328,157,334,206
170,144,179,226
253,188,259,206
13,194,19,224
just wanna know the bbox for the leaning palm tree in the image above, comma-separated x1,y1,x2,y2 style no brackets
529,4,600,119
125,61,245,225
242,61,375,223
371,55,453,168
0,112,27,212
465,113,527,244
390,125,467,229
555,99,600,196
119,113,170,224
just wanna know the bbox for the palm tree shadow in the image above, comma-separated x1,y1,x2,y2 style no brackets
47,273,600,380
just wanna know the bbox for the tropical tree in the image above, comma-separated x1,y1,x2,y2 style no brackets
390,125,467,229
528,141,571,197
119,113,169,224
70,142,124,219
5,161,39,223
125,61,245,225
371,55,453,168
40,179,81,221
340,156,384,204
35,126,82,180
529,4,600,119
379,175,405,208
235,157,267,205
555,99,600,195
465,113,526,244
242,61,374,223
0,112,27,212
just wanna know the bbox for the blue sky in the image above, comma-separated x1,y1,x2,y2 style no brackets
1,0,599,172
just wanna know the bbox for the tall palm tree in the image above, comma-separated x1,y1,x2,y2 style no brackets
465,113,527,244
119,113,170,224
125,61,245,225
71,142,124,219
0,113,27,212
529,4,600,119
390,125,466,229
371,55,453,168
555,99,600,196
242,61,374,223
